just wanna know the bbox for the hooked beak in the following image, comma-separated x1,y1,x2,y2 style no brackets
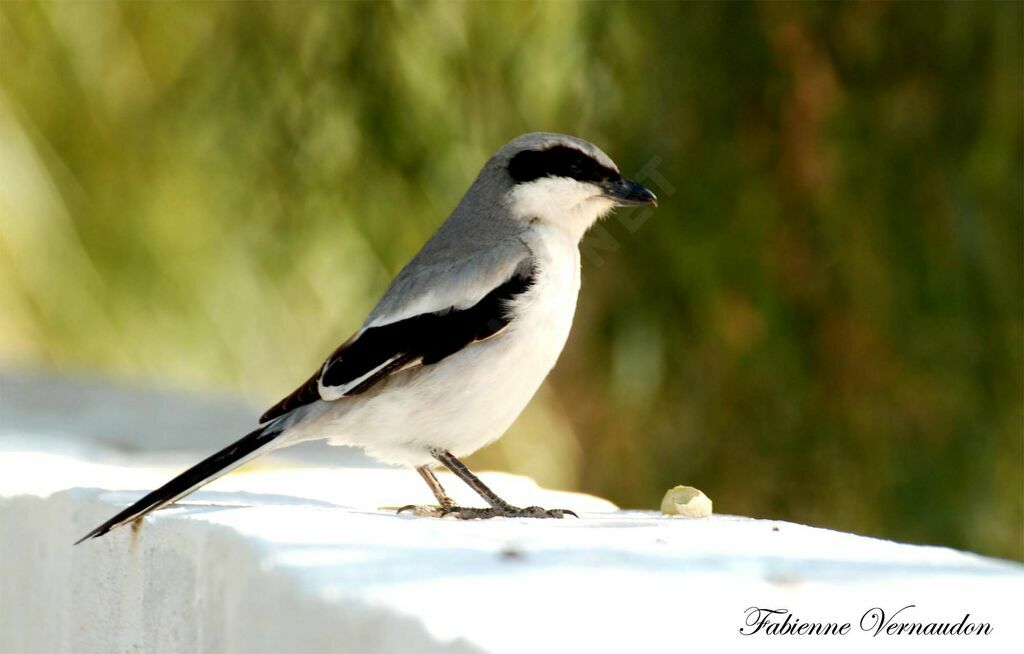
599,177,658,207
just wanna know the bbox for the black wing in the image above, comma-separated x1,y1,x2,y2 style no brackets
260,263,536,423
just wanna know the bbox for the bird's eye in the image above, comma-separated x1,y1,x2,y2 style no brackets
568,161,583,175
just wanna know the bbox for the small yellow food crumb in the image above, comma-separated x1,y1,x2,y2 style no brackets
660,485,712,517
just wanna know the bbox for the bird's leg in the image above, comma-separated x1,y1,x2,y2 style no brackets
396,465,458,516
429,449,576,519
417,465,457,509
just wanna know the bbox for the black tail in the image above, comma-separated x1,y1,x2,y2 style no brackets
74,425,282,545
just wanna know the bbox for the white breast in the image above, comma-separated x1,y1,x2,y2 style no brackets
509,223,582,375
294,224,582,467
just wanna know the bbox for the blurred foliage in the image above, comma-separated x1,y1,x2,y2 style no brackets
0,1,1020,559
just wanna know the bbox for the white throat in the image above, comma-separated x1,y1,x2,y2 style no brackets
506,177,617,242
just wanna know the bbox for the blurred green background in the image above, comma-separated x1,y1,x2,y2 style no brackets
0,1,1020,559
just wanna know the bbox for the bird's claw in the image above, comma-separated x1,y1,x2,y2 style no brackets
396,504,453,517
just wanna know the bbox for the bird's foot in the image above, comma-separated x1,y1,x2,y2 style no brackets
433,505,577,519
396,504,454,517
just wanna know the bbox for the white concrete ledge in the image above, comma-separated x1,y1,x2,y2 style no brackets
2,446,1022,653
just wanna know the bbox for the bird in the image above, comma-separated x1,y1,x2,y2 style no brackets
76,132,657,544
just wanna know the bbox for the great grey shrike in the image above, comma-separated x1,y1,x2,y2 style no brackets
77,132,657,543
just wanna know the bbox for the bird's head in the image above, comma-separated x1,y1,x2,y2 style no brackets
491,132,657,240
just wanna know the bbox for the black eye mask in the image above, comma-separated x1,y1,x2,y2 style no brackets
507,145,620,185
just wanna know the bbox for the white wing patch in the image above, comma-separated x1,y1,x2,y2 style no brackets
317,353,411,400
